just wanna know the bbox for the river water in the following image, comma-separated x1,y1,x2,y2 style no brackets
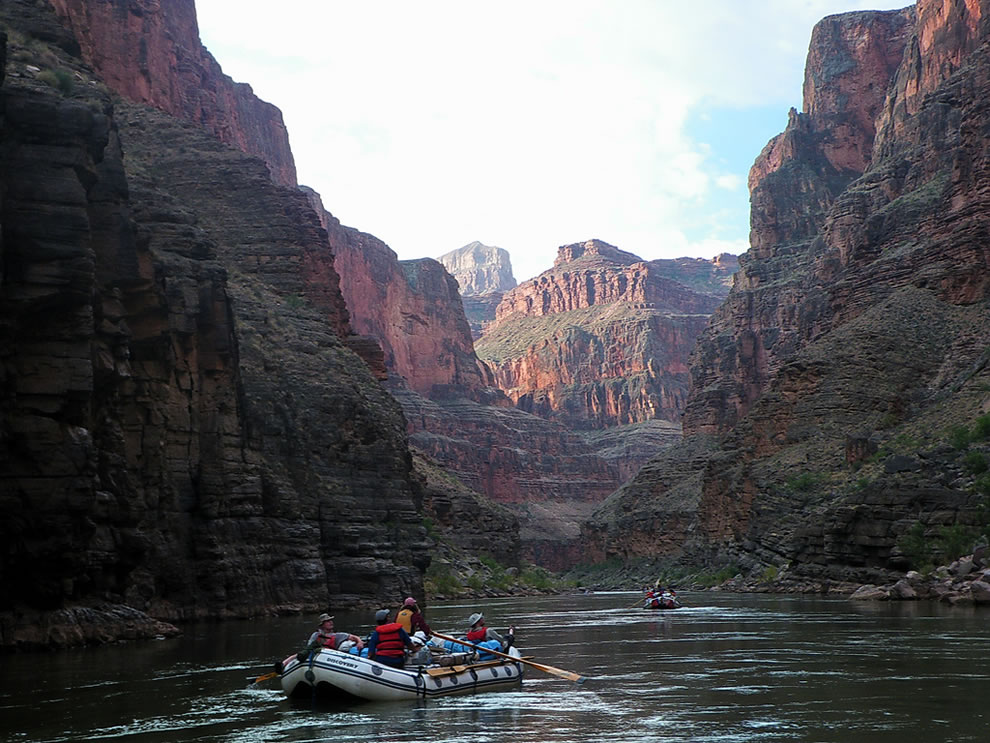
1,592,987,742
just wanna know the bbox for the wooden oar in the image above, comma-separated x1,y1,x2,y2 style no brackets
432,632,588,683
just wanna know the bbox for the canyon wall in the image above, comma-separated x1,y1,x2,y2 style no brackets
478,240,734,430
587,2,990,587
47,0,297,187
0,1,433,648
439,241,517,297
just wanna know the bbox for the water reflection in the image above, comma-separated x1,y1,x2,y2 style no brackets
0,593,987,742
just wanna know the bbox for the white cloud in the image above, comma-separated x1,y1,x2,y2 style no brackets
195,0,911,282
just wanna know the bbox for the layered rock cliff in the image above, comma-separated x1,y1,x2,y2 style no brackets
47,0,297,187
438,241,516,339
393,388,620,569
0,1,433,648
477,240,734,430
586,2,990,588
301,191,496,399
298,202,630,569
439,241,516,296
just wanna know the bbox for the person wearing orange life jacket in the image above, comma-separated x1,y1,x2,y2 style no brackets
306,613,363,652
396,597,432,636
367,609,415,668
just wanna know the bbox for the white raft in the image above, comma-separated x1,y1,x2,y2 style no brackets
280,647,524,702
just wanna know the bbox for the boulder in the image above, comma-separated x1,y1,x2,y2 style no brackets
970,581,990,604
850,584,889,601
890,579,917,600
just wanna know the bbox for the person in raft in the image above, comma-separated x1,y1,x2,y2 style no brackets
307,613,364,652
466,612,515,650
367,608,416,668
395,596,432,637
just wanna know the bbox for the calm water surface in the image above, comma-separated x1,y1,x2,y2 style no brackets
1,592,987,742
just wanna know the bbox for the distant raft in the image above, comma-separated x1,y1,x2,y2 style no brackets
643,593,682,610
279,646,524,702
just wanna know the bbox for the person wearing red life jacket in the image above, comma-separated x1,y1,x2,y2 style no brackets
368,609,415,668
465,612,514,650
306,613,363,652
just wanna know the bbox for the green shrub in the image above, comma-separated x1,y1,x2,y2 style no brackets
964,450,989,474
425,562,461,596
973,414,990,441
935,525,977,564
897,521,931,571
693,564,739,587
519,566,556,590
786,472,821,493
38,67,75,95
949,425,972,450
973,474,990,497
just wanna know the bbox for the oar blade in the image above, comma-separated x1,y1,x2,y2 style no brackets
248,670,278,686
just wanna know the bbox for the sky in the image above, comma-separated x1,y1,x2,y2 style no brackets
195,1,911,284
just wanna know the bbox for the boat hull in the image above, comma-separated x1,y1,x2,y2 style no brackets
280,647,524,702
643,599,681,610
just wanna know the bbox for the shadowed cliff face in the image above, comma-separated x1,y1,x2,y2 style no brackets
298,195,627,569
588,1,990,586
0,4,432,648
48,0,297,187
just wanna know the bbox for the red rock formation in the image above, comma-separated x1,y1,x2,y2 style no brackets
592,1,990,587
48,0,297,187
875,0,983,149
302,189,494,398
493,240,721,322
479,240,732,429
393,389,620,570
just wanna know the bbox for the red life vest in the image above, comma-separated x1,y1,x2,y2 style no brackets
466,627,487,643
374,622,405,657
315,630,337,649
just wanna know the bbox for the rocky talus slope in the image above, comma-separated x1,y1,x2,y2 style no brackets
586,2,990,589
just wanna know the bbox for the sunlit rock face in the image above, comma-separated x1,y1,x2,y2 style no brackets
589,1,990,587
478,240,735,430
439,241,517,297
48,0,297,187
301,189,495,399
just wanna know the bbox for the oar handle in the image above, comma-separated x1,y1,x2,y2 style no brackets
431,632,587,683
431,632,515,662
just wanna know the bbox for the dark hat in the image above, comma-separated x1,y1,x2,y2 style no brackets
375,609,390,623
